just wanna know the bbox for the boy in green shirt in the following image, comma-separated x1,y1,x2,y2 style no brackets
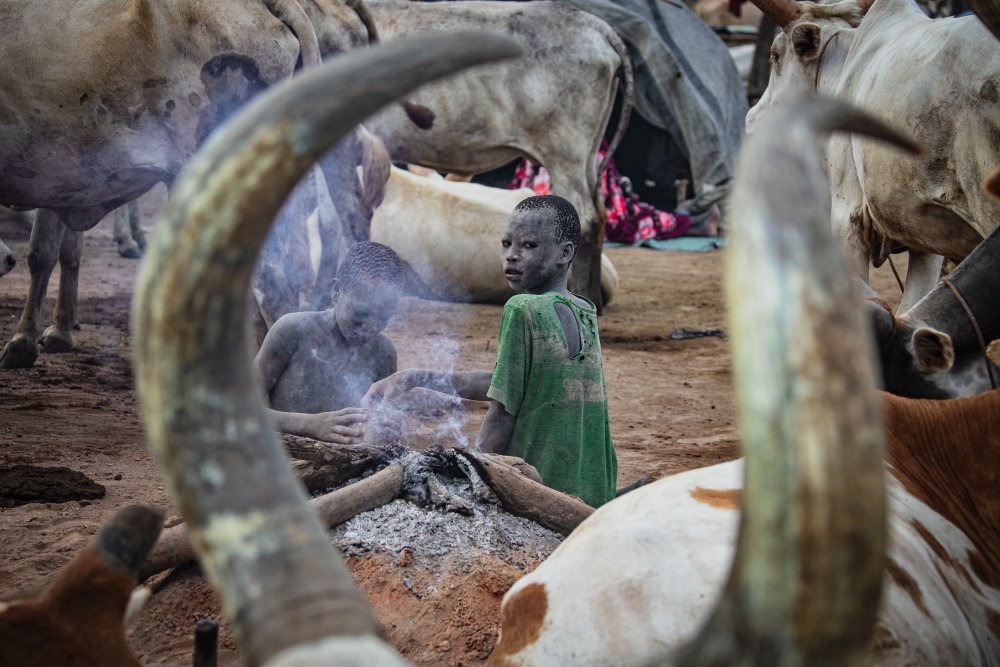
364,195,618,507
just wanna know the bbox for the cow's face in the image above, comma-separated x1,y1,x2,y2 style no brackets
864,297,975,399
0,238,14,278
746,22,827,134
746,2,862,135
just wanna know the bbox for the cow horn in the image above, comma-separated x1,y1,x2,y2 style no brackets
131,33,522,667
676,96,911,663
750,0,802,27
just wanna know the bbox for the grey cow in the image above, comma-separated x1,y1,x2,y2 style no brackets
0,0,380,369
357,0,634,307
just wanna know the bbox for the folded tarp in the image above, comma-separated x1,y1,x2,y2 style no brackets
559,0,748,212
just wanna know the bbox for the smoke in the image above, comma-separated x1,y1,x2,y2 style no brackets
373,313,474,450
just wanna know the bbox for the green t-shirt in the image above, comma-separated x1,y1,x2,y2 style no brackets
487,292,618,507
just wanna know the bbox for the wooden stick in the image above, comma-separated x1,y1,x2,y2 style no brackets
459,452,593,536
139,465,404,581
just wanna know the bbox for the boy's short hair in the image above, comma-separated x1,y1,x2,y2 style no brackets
513,195,581,248
336,241,404,293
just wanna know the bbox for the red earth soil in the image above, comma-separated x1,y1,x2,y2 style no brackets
0,209,904,665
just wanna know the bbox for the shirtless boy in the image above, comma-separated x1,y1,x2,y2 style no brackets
365,195,618,507
256,241,403,444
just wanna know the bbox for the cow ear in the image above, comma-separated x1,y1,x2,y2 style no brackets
912,327,954,374
790,22,822,60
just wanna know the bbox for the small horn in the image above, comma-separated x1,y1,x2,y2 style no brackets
132,33,522,667
987,340,1000,369
984,165,1000,201
677,96,897,663
749,0,802,27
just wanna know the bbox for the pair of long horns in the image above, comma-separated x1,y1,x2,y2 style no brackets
750,0,876,28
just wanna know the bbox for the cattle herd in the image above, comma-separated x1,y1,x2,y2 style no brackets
0,0,999,665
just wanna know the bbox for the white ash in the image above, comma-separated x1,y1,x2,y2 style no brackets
332,498,563,572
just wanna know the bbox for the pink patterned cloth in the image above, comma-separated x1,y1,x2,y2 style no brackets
508,145,691,244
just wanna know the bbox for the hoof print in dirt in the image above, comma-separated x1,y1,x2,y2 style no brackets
0,465,106,507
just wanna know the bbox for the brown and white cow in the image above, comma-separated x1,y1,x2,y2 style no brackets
490,391,1000,665
357,0,634,309
485,100,1000,666
746,0,1000,314
0,505,163,667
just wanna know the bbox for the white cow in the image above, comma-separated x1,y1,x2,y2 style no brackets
493,391,1000,666
370,167,619,306
746,0,1000,313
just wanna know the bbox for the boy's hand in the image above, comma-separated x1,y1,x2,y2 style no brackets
363,370,414,409
304,408,368,444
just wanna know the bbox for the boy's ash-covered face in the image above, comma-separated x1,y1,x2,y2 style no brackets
501,210,573,293
333,278,400,345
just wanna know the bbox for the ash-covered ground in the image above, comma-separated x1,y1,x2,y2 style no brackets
336,498,563,571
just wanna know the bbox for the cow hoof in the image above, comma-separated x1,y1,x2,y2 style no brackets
39,327,75,354
116,240,143,259
0,335,39,369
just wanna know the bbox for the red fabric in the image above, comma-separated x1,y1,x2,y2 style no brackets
508,144,691,244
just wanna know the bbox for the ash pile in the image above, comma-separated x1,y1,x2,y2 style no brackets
284,435,593,570
332,448,564,571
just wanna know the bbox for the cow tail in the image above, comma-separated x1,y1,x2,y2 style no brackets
263,0,322,69
358,127,391,214
596,27,634,189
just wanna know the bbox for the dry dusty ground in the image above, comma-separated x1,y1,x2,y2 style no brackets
0,211,903,665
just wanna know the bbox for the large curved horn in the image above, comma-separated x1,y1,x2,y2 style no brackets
131,33,521,667
749,0,802,28
676,96,918,664
971,0,1000,41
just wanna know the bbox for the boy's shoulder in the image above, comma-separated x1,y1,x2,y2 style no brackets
270,310,328,340
502,292,596,316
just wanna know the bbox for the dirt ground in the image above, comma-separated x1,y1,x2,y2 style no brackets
0,210,903,665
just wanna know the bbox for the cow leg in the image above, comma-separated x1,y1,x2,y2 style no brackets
549,164,605,310
39,227,84,353
898,251,945,315
112,201,143,259
0,210,63,369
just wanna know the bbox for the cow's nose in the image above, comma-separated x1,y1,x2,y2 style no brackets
4,255,14,268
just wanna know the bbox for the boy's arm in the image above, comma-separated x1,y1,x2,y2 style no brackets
266,407,367,444
475,399,517,454
254,316,296,398
256,317,367,444
363,369,492,407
